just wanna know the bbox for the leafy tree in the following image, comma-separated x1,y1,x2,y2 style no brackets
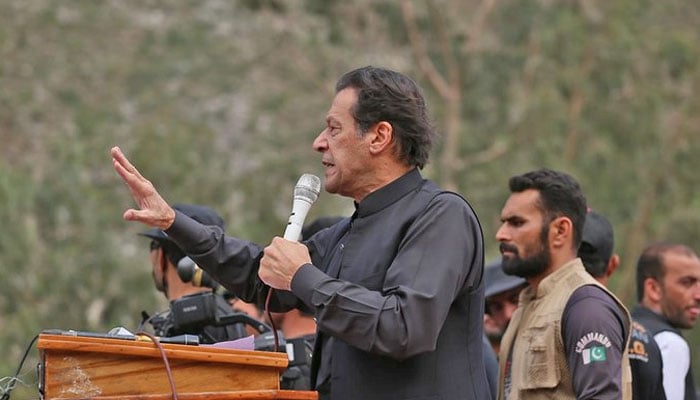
1,0,699,392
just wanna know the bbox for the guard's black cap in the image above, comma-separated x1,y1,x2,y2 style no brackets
484,259,526,298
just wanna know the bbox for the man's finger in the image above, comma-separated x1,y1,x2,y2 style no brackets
111,146,145,180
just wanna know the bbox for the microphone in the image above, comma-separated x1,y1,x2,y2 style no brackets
177,256,219,289
283,174,321,241
138,333,200,345
41,329,199,346
268,173,321,352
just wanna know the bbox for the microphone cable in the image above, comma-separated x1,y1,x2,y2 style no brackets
136,331,178,400
264,288,280,352
1,334,39,400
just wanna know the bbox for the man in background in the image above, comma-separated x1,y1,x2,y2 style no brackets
495,168,631,399
140,203,245,344
482,259,525,399
483,259,526,355
578,210,666,400
633,242,700,400
225,292,267,337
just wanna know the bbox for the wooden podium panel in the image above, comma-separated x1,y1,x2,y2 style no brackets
38,334,316,400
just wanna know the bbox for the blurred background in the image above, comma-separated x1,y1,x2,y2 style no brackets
1,0,699,396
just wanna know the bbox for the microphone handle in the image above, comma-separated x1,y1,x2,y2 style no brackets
283,198,312,241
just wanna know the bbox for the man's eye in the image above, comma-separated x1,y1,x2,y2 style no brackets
488,303,503,313
680,277,699,287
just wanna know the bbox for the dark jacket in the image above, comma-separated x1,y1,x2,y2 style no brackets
633,305,696,400
167,169,489,400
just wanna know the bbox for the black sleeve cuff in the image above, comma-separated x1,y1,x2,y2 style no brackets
291,263,330,308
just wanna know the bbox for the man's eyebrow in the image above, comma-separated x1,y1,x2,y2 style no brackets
500,215,522,223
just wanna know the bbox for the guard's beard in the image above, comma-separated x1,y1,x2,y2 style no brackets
501,227,551,279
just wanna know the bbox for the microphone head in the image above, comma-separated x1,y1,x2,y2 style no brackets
177,256,196,282
177,256,219,289
294,174,321,204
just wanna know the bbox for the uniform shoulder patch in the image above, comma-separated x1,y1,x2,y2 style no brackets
575,332,612,365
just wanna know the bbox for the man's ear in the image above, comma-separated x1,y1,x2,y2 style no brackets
549,216,573,248
158,249,169,273
606,254,620,279
368,121,394,155
644,277,663,303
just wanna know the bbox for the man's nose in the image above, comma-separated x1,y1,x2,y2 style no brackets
495,224,508,243
504,301,518,320
693,282,700,300
313,129,328,152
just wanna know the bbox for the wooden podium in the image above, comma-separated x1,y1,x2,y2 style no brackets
37,333,317,400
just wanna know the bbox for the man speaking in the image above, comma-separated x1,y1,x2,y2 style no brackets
112,66,489,400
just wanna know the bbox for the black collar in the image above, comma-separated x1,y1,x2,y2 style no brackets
354,168,423,218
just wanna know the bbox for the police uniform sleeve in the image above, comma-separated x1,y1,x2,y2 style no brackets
562,285,629,400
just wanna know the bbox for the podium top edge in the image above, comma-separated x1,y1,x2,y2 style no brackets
37,333,289,368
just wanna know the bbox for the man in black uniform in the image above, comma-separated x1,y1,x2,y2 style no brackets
140,203,246,344
578,210,666,400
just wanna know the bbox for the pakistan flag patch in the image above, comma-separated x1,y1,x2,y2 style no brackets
582,345,607,365
576,332,612,365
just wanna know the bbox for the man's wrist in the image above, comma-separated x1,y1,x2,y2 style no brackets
291,263,326,304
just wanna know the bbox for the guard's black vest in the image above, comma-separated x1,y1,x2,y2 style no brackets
632,306,697,400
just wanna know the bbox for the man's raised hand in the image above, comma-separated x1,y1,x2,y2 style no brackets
111,146,175,230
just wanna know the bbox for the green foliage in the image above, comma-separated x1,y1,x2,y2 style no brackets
1,0,699,390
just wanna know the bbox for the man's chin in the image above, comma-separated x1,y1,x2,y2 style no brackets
485,331,504,342
677,316,697,330
323,182,338,195
501,259,521,277
502,261,542,279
